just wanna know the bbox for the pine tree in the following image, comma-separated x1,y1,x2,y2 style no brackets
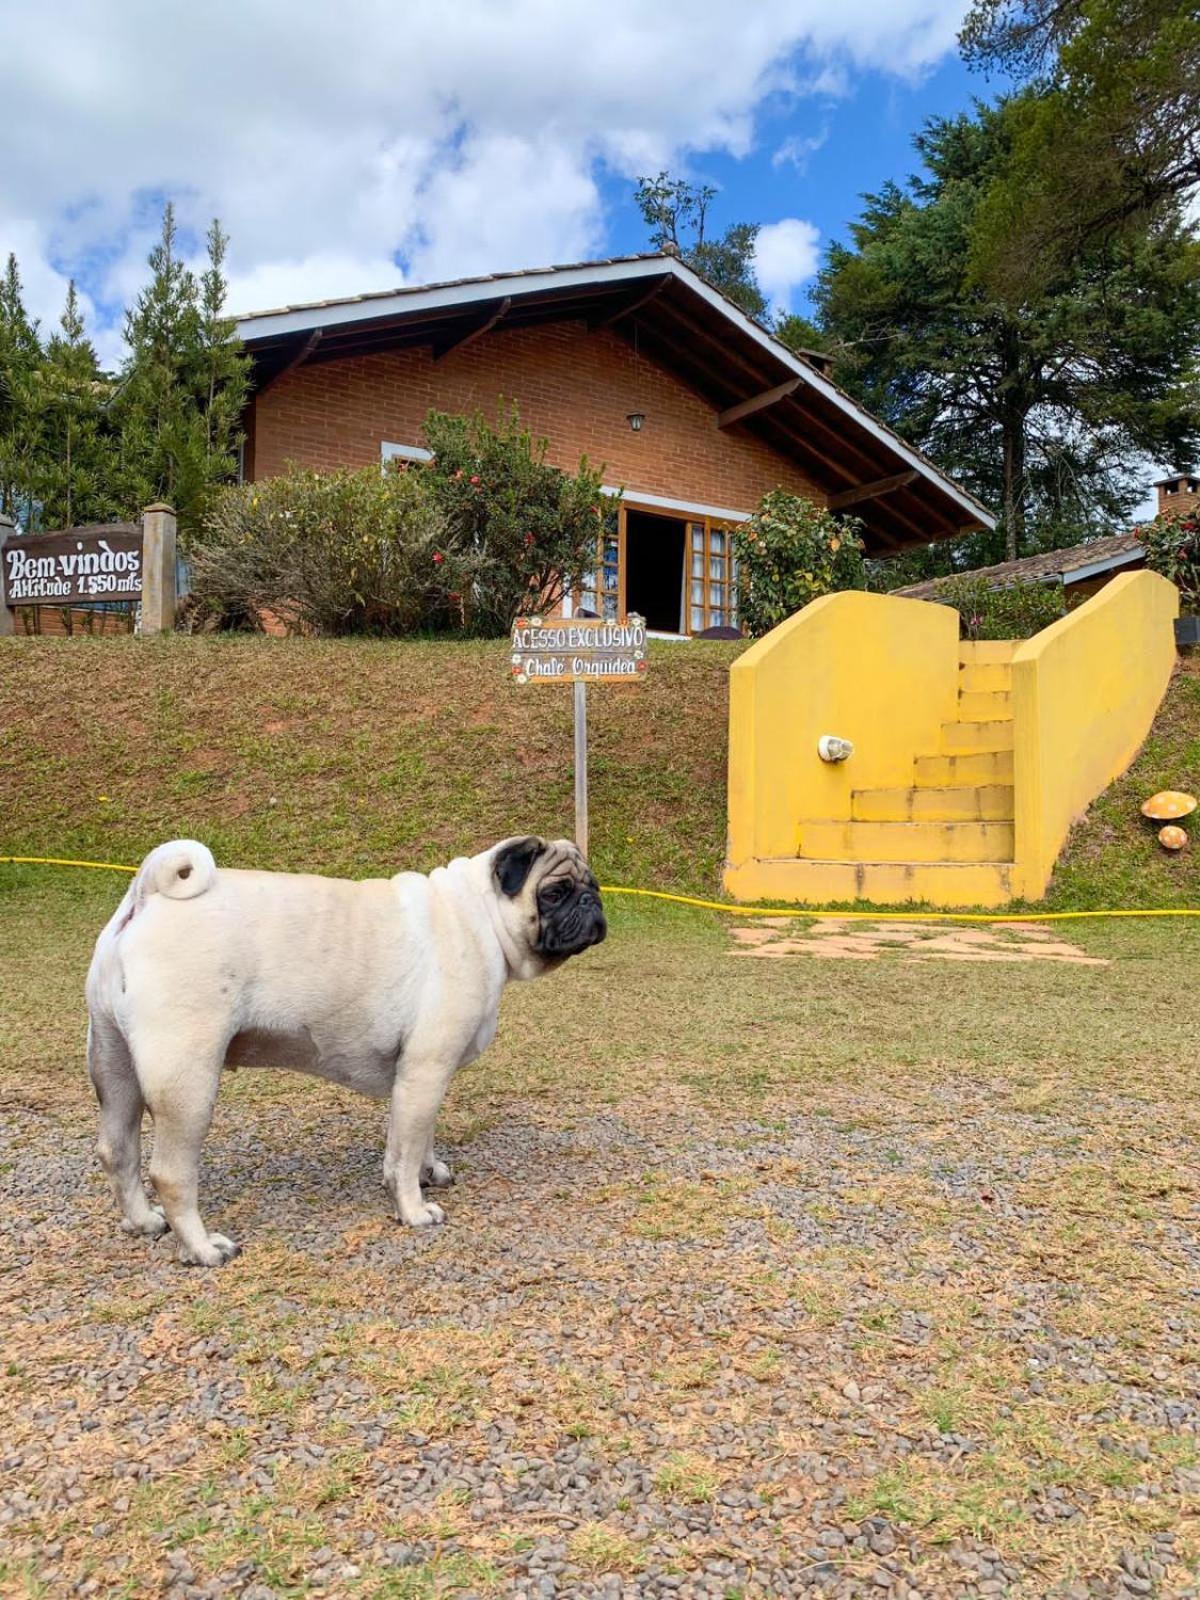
195,220,250,486
0,254,42,523
115,204,248,536
30,282,117,529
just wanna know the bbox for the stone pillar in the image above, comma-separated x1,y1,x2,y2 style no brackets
140,503,177,636
0,513,15,637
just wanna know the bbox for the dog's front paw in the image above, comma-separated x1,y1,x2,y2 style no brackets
178,1232,240,1267
398,1200,445,1229
122,1204,169,1239
422,1157,454,1189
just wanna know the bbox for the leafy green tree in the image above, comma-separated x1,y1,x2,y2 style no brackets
732,490,866,636
115,204,249,536
961,0,1199,290
29,282,118,528
814,101,1200,561
635,172,768,321
773,311,830,358
422,405,608,635
0,254,41,523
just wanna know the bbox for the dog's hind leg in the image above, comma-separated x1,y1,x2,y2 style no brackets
88,1015,168,1240
134,1028,239,1267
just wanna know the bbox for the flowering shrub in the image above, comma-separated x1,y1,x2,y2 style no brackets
931,574,1065,639
422,406,608,636
187,463,466,635
1134,508,1200,611
731,490,866,637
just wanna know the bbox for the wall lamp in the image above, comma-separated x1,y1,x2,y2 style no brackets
626,411,646,433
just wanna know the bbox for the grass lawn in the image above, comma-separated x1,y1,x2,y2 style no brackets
3,867,1199,1597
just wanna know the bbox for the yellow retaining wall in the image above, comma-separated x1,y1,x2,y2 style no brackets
725,590,960,888
1011,569,1179,899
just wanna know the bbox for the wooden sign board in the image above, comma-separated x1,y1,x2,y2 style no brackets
1,524,143,607
510,614,647,685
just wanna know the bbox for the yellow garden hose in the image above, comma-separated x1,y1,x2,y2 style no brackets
1,855,1197,923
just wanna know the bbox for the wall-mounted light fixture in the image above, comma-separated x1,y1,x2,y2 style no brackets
626,412,646,433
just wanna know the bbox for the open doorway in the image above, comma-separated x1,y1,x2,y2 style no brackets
624,507,686,633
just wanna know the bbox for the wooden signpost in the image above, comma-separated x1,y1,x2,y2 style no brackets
0,503,177,636
510,612,647,855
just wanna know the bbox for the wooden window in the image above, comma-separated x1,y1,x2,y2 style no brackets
687,519,738,634
577,505,623,620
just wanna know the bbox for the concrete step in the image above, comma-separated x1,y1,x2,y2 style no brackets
852,783,1014,822
959,640,1017,665
799,819,1015,864
914,750,1014,786
725,856,1016,908
958,689,1012,722
959,661,1012,694
941,718,1015,755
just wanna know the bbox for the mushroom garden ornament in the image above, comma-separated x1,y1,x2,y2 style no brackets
1140,791,1198,822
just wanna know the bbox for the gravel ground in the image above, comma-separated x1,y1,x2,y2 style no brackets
3,892,1200,1600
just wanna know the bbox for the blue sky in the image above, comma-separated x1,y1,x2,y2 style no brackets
1,1,998,364
603,54,999,316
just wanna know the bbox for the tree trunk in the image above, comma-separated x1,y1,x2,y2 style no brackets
1001,411,1027,562
997,323,1030,563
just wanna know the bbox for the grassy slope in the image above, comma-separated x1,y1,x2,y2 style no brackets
0,636,740,895
1,636,1196,909
1048,654,1200,910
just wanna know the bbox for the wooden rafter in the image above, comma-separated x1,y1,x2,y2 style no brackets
259,329,323,394
716,379,801,430
827,471,918,512
587,276,669,331
431,296,511,362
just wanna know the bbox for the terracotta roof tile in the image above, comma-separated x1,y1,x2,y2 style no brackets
894,533,1143,599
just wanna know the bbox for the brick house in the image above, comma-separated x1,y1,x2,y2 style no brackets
236,253,992,636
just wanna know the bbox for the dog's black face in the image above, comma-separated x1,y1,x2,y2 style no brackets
492,835,607,961
535,866,607,957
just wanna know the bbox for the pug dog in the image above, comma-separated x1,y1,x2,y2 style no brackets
85,836,606,1265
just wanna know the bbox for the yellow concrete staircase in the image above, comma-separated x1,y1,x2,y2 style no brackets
725,576,1180,909
794,642,1018,907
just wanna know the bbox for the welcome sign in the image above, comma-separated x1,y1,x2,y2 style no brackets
1,524,143,606
511,613,647,684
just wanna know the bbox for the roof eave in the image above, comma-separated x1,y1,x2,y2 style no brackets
236,253,994,534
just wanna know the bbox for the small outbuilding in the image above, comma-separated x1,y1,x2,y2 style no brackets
894,532,1146,610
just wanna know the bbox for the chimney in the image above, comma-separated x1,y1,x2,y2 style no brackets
1155,471,1200,517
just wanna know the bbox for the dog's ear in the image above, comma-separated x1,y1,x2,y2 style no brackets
493,836,546,897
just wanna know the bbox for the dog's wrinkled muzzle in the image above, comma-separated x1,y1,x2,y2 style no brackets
541,888,607,956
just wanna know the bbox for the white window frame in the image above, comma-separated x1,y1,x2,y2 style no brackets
381,441,433,466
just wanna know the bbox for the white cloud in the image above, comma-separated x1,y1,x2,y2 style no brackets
0,0,968,361
754,218,822,310
773,128,830,172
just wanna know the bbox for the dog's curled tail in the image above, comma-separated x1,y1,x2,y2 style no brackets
132,839,217,906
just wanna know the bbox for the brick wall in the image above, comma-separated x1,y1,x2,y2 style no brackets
249,320,823,513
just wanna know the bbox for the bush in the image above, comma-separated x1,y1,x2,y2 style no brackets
931,574,1065,639
422,406,607,636
187,463,466,636
1134,508,1200,611
731,490,866,637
